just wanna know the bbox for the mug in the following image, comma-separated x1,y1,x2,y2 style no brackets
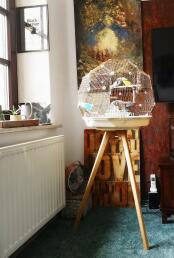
20,102,33,120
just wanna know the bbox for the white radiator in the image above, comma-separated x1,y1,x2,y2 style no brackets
0,135,65,258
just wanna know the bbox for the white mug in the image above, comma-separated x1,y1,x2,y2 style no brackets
20,102,33,120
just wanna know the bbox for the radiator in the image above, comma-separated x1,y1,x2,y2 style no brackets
0,135,65,258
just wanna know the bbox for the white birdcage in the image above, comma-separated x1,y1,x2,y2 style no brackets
78,59,155,129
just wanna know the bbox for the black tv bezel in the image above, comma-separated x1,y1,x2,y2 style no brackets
152,26,174,103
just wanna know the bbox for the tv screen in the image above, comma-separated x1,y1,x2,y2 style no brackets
152,27,174,102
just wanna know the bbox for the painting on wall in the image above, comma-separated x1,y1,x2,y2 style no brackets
74,0,143,87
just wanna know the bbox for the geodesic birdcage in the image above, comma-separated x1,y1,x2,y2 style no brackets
78,59,155,129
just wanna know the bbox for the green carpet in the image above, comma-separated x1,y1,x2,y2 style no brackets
12,208,174,258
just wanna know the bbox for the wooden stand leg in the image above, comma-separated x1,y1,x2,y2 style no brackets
121,132,149,250
74,131,110,230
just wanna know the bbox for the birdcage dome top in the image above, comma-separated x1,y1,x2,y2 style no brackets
78,59,155,129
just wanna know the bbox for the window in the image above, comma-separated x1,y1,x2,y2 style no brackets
17,5,49,52
0,0,17,110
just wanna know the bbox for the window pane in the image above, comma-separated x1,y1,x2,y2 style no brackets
0,64,9,109
0,0,7,9
0,14,8,59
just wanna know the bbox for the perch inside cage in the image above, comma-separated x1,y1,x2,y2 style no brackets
78,59,155,129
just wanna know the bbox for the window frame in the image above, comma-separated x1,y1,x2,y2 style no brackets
0,0,18,109
16,4,50,53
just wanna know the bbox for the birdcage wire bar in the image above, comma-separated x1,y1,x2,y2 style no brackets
78,59,155,127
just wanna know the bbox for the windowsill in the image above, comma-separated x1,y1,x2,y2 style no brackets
0,124,62,134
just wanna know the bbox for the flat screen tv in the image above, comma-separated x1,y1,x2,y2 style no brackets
152,27,174,102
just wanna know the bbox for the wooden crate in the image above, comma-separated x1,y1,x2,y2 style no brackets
84,129,140,208
92,181,140,208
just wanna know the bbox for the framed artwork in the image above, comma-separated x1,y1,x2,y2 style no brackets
74,0,143,87
16,5,49,52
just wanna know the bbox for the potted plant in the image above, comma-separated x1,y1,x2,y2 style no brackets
10,106,22,121
0,111,4,121
0,105,4,120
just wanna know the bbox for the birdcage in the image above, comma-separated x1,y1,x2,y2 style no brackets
78,59,155,129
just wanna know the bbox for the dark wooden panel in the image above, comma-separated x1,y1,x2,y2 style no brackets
141,104,169,196
142,0,174,72
140,0,174,197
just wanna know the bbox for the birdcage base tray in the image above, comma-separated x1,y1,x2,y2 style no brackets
83,116,151,130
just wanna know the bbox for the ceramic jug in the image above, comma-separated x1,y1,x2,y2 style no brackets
20,102,33,120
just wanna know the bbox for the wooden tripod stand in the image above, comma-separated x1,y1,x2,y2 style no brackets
74,130,149,250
